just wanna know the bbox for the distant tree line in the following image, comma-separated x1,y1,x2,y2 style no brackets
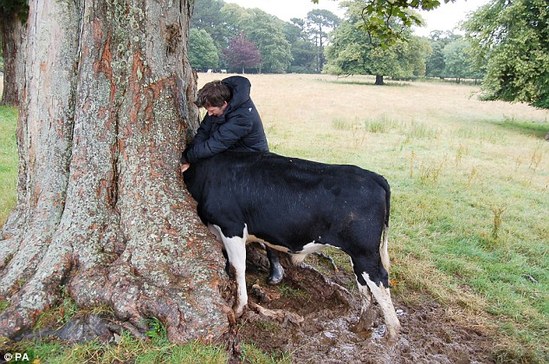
188,0,482,84
0,0,545,109
189,0,340,74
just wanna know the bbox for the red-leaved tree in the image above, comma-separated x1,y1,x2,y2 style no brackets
224,33,261,74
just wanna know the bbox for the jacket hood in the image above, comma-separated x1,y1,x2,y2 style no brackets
223,76,251,111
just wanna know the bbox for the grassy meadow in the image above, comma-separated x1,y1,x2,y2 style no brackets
0,106,18,227
1,73,548,362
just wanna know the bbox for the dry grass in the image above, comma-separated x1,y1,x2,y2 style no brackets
198,73,548,188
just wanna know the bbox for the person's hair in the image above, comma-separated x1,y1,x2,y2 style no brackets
195,80,231,108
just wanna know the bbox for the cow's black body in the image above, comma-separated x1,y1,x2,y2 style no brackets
184,151,400,339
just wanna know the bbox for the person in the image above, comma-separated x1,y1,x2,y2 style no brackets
181,76,284,285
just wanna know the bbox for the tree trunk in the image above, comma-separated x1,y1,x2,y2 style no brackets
0,8,25,106
0,0,230,343
375,74,384,85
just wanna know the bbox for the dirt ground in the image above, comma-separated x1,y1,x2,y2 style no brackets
232,245,495,363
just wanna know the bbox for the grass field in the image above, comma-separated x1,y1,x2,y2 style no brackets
1,73,548,362
0,106,18,227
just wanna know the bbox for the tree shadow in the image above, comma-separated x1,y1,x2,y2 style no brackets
497,118,549,139
333,80,412,87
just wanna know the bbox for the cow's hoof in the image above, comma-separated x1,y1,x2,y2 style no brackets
267,263,284,285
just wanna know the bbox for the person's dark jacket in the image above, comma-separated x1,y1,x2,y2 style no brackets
181,76,269,164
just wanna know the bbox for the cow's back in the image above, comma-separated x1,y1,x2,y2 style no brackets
184,152,390,251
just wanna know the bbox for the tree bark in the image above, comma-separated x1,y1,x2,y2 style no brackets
375,74,384,85
0,8,25,106
0,0,230,343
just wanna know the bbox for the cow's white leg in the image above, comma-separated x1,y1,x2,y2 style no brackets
356,279,372,315
362,273,401,340
214,225,248,316
379,225,391,272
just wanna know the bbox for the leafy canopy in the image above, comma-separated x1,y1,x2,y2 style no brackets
188,28,219,70
324,0,431,82
464,0,549,108
315,0,447,45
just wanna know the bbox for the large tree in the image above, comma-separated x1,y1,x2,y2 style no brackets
325,7,430,84
305,9,340,72
0,0,229,342
189,28,220,71
241,9,292,73
464,0,549,108
224,33,261,73
284,19,317,73
0,0,27,106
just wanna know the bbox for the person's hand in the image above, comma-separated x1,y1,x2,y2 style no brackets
180,163,191,173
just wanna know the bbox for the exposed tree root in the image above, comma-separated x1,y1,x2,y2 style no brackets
248,301,304,325
0,196,232,343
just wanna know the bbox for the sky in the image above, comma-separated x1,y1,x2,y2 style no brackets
223,0,491,36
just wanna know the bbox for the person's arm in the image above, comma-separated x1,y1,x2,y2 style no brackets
184,115,253,163
191,114,213,144
180,115,213,164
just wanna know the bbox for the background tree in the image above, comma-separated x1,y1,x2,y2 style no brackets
191,0,230,52
0,0,229,342
284,19,317,73
338,0,439,46
242,10,292,73
464,0,549,108
425,30,459,79
442,37,476,83
191,1,294,73
224,33,261,73
220,2,250,32
0,0,27,106
189,28,219,71
398,36,432,79
325,3,430,85
305,9,340,72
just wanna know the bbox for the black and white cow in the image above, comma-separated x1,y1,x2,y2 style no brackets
183,151,401,339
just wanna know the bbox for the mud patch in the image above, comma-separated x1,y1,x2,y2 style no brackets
235,245,495,363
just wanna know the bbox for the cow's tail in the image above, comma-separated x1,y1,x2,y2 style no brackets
378,175,391,273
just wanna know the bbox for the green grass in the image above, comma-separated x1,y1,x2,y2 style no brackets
384,139,548,360
499,116,549,139
3,327,289,364
239,343,292,364
4,324,229,364
0,106,18,226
